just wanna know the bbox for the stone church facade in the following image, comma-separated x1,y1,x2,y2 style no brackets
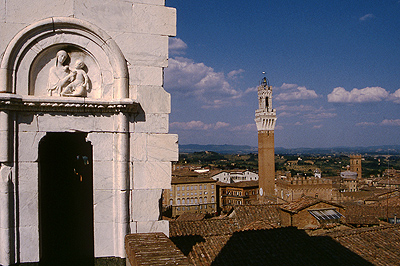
0,1,177,265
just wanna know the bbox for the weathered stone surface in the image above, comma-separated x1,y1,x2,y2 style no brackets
148,134,178,162
6,0,74,24
114,33,169,68
129,66,163,86
131,189,162,221
130,133,147,161
136,85,171,114
18,226,40,263
133,113,169,133
93,161,114,190
88,132,114,161
94,222,115,257
132,4,176,36
18,132,45,162
19,191,38,228
133,161,171,189
94,190,115,224
130,0,165,5
74,0,133,33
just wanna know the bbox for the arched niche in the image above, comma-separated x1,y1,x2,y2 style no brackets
0,17,128,99
29,44,103,98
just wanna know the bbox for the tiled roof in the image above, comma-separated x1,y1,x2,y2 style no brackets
229,204,281,228
176,212,206,222
327,224,400,266
171,176,216,184
171,227,375,266
169,219,239,237
344,204,400,225
280,196,343,214
125,233,191,265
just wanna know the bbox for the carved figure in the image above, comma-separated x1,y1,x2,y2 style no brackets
47,50,76,96
61,60,88,97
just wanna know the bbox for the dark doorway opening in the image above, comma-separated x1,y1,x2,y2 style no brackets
39,132,94,266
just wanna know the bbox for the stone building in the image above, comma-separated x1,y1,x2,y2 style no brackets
164,176,218,218
219,181,259,213
255,77,277,199
0,1,177,265
210,169,258,183
275,176,333,202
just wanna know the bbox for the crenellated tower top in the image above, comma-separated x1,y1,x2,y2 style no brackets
255,76,277,131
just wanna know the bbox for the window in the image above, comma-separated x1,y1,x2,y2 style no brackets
199,197,203,204
182,199,185,204
195,198,198,204
177,187,180,191
169,199,173,205
199,185,202,190
204,185,207,189
194,185,197,190
211,184,214,189
177,199,180,205
191,186,193,190
204,197,207,203
187,186,189,191
211,196,215,203
182,186,184,191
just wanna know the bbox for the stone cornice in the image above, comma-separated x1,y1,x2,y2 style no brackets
0,94,138,113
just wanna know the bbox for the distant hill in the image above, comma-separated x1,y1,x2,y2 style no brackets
179,144,257,154
179,144,400,155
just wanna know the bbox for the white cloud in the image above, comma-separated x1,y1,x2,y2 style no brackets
168,38,188,55
276,105,336,124
227,69,245,79
164,56,244,108
356,122,376,126
274,84,319,101
359,14,375,22
313,125,323,129
389,89,400,103
327,87,389,103
170,120,230,130
381,119,400,126
230,124,256,131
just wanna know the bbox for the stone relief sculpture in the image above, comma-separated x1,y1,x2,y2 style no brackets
61,60,88,97
47,50,89,97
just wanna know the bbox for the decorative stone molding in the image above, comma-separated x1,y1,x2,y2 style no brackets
0,94,138,114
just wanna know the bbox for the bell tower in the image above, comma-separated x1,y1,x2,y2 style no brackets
255,76,277,199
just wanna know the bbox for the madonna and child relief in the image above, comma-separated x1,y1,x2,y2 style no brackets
47,50,89,97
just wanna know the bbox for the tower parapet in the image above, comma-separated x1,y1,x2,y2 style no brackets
255,77,277,131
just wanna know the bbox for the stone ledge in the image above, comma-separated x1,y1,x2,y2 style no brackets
0,94,139,114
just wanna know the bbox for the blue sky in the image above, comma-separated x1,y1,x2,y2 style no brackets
164,0,400,149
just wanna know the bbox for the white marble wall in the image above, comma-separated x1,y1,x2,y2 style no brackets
0,0,177,264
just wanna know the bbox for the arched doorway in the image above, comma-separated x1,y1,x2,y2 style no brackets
39,132,94,266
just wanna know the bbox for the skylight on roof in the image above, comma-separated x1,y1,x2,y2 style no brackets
308,209,343,221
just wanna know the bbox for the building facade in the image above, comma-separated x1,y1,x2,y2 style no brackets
164,177,218,218
219,181,259,213
255,77,277,199
349,154,362,178
276,176,333,202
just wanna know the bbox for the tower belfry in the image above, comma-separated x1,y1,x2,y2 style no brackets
255,76,277,199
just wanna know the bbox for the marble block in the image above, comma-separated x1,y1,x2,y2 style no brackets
129,65,163,86
132,4,176,36
19,226,40,263
147,134,178,162
18,132,46,162
87,132,114,161
132,161,171,189
133,113,169,134
136,85,171,114
131,189,162,221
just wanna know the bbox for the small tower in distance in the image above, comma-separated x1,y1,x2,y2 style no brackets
349,154,362,179
255,75,277,199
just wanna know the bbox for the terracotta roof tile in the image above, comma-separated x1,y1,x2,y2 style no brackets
125,233,191,265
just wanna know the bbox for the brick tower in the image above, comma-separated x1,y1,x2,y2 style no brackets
255,76,277,199
350,154,362,179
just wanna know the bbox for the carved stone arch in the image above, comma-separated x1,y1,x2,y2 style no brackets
0,17,128,98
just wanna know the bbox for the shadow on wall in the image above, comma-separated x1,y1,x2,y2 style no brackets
171,227,373,266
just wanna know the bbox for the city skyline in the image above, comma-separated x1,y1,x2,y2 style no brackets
164,0,400,149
